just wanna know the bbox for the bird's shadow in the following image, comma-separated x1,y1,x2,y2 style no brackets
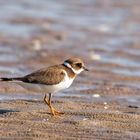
0,109,19,115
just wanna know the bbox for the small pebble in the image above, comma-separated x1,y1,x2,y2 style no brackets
90,52,101,60
92,94,100,98
83,118,88,121
98,25,110,32
104,106,108,109
33,40,42,51
104,102,107,105
43,118,49,121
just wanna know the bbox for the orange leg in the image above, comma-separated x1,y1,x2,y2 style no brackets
44,93,63,116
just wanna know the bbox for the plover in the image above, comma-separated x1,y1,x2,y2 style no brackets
0,58,88,116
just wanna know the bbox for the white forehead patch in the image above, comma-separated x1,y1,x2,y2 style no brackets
63,62,84,74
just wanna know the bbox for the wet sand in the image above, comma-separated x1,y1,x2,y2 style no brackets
0,0,140,140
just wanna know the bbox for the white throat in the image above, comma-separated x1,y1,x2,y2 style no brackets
63,62,83,74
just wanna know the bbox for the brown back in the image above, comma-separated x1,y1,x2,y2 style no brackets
22,64,76,85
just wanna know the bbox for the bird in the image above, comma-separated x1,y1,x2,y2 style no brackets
0,58,88,116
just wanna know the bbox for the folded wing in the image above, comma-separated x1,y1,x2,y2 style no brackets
23,66,65,85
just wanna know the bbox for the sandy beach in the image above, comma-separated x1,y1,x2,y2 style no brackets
0,0,140,139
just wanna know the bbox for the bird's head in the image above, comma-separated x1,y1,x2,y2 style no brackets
63,58,88,74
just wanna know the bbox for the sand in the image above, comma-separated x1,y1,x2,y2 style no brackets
0,0,140,139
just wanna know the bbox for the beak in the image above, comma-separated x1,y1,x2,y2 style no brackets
83,66,89,71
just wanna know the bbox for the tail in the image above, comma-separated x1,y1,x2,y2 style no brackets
0,77,23,81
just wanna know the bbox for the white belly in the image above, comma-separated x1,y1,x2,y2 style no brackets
12,73,74,93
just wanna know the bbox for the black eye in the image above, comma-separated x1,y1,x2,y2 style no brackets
76,63,82,68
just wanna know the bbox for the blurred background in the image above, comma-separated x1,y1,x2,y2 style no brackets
0,1,140,139
0,0,140,100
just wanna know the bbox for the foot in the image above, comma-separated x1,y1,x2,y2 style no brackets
50,107,64,116
44,94,63,116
